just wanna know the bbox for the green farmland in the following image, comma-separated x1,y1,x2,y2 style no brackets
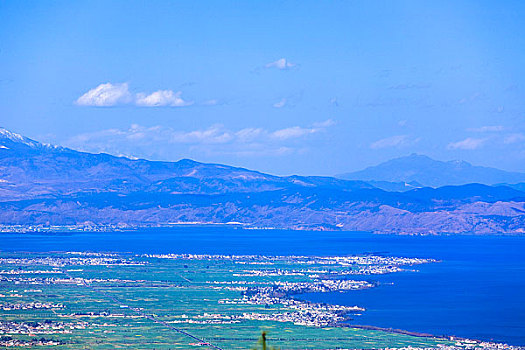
0,252,497,349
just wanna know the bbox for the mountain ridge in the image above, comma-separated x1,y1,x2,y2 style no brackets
1,128,525,235
0,127,375,200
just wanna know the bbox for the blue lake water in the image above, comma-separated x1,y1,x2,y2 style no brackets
1,227,524,345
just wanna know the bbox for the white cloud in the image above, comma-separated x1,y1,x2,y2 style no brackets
135,90,193,107
203,99,218,106
468,125,504,132
265,58,295,70
170,125,232,144
271,120,333,140
271,126,315,140
447,137,486,150
235,128,263,142
76,83,198,108
64,120,334,159
76,82,132,106
504,133,525,144
312,119,335,128
273,98,287,108
370,135,412,149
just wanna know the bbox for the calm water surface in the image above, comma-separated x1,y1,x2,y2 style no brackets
1,227,524,345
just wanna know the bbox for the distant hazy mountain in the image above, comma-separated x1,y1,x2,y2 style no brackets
337,154,525,187
0,127,374,201
1,128,525,235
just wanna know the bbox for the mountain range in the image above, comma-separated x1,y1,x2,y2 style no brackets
1,128,524,235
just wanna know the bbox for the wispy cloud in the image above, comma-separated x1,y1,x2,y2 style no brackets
312,119,336,128
468,125,504,132
235,128,263,142
504,133,525,144
136,90,193,107
265,58,295,70
271,119,335,140
203,99,219,106
170,125,233,144
370,135,417,149
76,82,132,106
457,92,486,105
64,120,335,159
271,126,316,140
76,83,195,107
388,83,431,90
273,98,287,108
447,137,486,150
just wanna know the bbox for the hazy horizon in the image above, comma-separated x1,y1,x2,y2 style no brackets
1,1,525,176
4,126,525,178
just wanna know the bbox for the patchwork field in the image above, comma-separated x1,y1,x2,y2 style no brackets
0,252,512,349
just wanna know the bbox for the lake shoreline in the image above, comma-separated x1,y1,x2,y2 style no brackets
1,228,524,345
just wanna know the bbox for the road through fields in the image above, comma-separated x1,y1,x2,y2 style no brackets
61,270,225,350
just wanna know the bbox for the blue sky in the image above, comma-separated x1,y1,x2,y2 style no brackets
1,0,524,175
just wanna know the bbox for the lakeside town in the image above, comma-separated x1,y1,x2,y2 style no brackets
0,251,521,349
